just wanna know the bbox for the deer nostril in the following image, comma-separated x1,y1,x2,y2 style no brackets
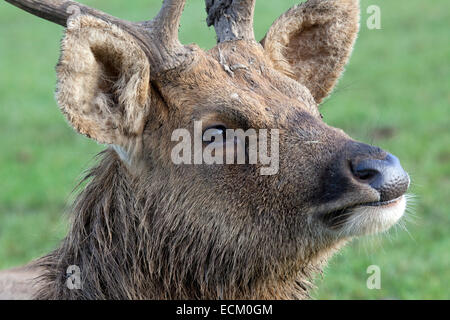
353,168,379,182
352,153,410,202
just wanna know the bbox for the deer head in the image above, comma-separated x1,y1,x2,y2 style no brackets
6,0,410,299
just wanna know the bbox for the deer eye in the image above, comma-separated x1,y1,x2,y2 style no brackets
203,125,228,143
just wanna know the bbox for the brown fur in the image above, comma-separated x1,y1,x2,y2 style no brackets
56,16,150,146
3,1,390,300
35,150,346,299
261,0,360,103
0,265,42,300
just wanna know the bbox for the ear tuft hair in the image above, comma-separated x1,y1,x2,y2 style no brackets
56,15,150,145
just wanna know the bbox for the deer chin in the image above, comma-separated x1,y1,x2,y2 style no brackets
325,195,407,237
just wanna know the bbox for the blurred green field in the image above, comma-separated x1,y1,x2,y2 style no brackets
0,0,449,299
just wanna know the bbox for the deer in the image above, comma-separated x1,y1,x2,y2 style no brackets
0,0,410,300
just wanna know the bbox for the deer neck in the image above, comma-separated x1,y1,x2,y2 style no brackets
35,150,329,299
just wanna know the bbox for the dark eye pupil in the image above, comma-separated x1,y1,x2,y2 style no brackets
207,125,226,135
203,125,227,142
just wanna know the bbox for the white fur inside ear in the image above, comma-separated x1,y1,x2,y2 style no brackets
56,15,150,146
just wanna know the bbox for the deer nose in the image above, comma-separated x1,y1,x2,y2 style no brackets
352,153,410,201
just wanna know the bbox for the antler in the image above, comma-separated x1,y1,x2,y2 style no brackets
206,0,256,43
149,0,185,47
5,0,256,69
5,0,192,76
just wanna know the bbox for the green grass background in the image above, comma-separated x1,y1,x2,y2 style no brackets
0,0,448,299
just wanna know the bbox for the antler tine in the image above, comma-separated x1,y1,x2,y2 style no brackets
5,0,194,76
150,0,187,47
4,0,131,28
206,0,256,43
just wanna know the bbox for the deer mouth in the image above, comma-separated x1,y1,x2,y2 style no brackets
359,196,404,208
323,195,406,235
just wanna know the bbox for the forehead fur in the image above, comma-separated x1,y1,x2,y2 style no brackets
155,40,319,127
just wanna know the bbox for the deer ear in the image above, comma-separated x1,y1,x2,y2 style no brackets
261,0,360,104
56,15,150,146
